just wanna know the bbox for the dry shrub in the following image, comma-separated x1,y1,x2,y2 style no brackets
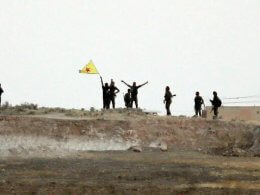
15,102,38,110
1,101,12,109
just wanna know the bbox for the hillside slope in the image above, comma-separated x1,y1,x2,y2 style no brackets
0,111,259,157
1,111,260,194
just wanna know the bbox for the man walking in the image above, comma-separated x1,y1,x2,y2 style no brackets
121,80,148,108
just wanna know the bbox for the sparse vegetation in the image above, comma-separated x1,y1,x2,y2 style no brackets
0,102,157,119
1,101,12,109
16,102,38,110
28,111,36,115
90,107,96,112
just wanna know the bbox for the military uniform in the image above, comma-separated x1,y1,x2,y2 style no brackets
164,91,173,116
0,85,3,107
194,95,204,116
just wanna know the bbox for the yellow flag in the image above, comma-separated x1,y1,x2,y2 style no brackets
79,60,99,74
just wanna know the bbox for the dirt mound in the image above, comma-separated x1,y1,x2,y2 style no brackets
0,113,259,157
1,113,260,194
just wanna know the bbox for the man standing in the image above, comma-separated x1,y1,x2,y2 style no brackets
0,84,4,107
124,89,132,108
210,91,222,119
121,80,148,108
194,91,204,117
164,86,176,116
109,80,120,109
100,76,110,109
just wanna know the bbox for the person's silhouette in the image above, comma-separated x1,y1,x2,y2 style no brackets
124,89,132,108
210,91,222,119
100,77,110,109
0,84,4,107
121,80,148,108
194,92,204,117
163,86,176,115
109,80,120,109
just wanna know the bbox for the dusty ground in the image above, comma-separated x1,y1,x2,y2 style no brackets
0,108,260,194
1,150,260,194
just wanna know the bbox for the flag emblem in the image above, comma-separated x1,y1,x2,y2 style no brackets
79,60,99,74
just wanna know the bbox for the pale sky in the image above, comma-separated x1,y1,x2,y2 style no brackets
0,0,259,115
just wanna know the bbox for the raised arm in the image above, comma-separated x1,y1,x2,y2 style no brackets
138,81,148,88
121,80,131,88
100,76,104,87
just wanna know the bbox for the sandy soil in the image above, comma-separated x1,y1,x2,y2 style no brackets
0,110,260,194
1,150,260,194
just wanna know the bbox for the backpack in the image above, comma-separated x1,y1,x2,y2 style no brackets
216,97,222,107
